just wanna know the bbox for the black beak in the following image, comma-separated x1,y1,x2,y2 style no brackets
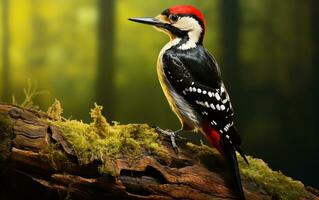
129,17,186,38
128,17,165,27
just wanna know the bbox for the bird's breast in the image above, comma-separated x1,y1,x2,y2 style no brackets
156,41,201,129
156,38,182,115
157,55,181,119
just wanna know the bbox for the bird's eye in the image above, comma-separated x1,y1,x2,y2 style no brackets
169,14,179,23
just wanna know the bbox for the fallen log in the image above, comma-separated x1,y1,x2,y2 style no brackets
0,103,318,200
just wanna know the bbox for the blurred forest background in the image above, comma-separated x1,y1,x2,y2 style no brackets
0,0,318,188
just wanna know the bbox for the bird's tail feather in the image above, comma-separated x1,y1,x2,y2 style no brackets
236,145,249,165
204,125,247,199
222,138,246,200
229,126,249,165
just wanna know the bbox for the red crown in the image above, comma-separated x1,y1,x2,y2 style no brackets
169,5,206,30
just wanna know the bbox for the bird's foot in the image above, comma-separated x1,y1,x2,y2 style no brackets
155,127,181,154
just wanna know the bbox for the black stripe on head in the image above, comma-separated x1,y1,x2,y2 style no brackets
161,9,170,16
177,14,205,45
158,9,188,38
163,24,187,38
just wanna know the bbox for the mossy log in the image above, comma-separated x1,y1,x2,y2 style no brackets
0,103,318,200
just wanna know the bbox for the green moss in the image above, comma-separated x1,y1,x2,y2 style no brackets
0,114,11,133
89,103,110,138
42,143,76,172
184,142,309,199
47,99,63,121
185,142,220,157
238,155,309,200
50,104,170,174
0,114,13,170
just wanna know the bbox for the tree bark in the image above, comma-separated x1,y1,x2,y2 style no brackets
0,104,318,200
1,0,11,102
96,0,115,119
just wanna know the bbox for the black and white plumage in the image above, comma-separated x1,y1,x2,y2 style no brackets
159,40,247,160
162,47,234,135
129,5,248,199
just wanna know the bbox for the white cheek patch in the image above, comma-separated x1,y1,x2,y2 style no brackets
173,17,197,31
173,17,203,50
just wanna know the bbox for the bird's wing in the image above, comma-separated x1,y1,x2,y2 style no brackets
162,48,238,143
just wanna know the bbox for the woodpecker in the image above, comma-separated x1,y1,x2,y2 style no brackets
129,5,248,199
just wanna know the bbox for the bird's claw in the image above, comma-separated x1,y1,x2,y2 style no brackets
155,127,180,154
170,134,179,154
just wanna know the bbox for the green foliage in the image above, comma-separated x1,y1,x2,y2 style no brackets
51,103,170,174
238,156,310,200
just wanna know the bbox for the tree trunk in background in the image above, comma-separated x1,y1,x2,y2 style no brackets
96,0,115,119
1,0,10,102
280,0,315,186
219,0,242,121
311,0,319,126
29,0,46,69
310,0,319,187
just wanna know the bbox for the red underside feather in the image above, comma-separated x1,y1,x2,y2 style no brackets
203,124,222,153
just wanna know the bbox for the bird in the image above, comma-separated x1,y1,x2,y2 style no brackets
129,5,248,199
